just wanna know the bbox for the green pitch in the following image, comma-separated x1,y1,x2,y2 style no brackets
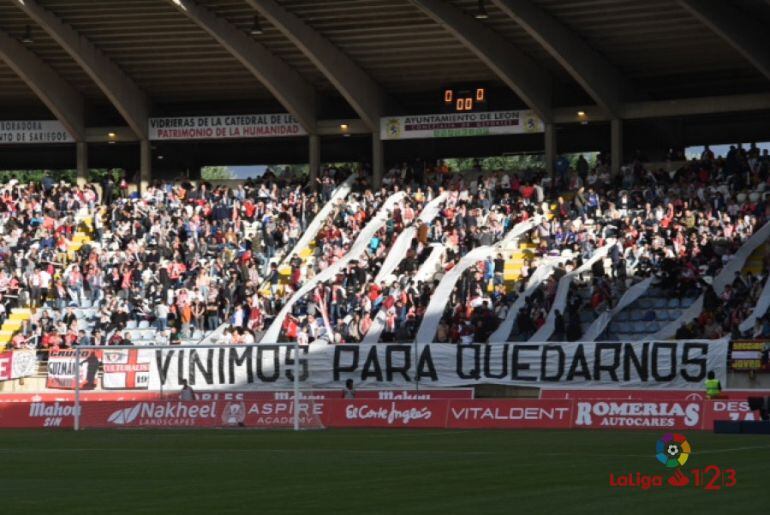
1,429,768,514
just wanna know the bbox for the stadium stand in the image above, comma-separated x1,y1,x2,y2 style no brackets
2,145,770,354
3,1,770,511
0,141,767,358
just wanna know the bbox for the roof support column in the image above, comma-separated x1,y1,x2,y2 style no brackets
372,132,384,188
76,141,88,187
309,134,320,187
140,139,151,193
544,123,556,183
611,119,623,177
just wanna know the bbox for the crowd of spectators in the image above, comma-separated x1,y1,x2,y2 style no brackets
275,163,554,344
1,166,353,351
274,145,769,345
2,142,770,353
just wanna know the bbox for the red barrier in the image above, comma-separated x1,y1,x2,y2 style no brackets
323,400,446,428
702,399,763,425
0,402,77,428
0,388,473,403
0,397,759,430
446,400,572,429
540,389,770,401
571,399,703,430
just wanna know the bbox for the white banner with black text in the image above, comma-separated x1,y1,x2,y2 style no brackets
0,120,74,144
148,113,306,140
104,340,730,392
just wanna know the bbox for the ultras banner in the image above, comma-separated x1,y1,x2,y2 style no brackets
0,350,37,381
46,349,100,390
100,340,728,392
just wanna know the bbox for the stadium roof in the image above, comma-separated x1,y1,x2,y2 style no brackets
0,0,769,170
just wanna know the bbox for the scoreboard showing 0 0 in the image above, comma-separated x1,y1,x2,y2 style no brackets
443,87,487,112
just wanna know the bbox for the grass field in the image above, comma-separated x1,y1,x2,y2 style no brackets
0,429,768,514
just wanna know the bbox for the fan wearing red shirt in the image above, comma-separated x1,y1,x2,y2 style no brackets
519,183,535,200
368,282,382,303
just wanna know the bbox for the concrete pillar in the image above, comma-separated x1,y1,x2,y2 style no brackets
372,131,384,188
76,141,88,186
544,123,556,181
140,139,151,192
309,134,320,187
611,118,623,177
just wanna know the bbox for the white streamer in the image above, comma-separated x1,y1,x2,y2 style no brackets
362,243,445,344
652,219,770,340
261,192,407,343
414,217,541,343
529,241,615,342
582,276,654,342
487,255,568,343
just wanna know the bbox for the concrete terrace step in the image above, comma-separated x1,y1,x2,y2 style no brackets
609,320,664,335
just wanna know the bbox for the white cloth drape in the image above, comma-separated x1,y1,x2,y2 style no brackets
277,174,356,269
739,275,770,333
582,276,654,341
261,192,407,343
652,219,770,340
414,217,541,343
362,243,446,344
529,241,615,342
374,192,447,284
487,256,569,343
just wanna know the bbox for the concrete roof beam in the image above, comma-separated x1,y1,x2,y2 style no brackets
169,0,317,133
409,0,553,122
0,29,85,140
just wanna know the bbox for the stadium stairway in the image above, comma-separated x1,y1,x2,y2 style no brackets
742,240,769,276
495,204,559,294
0,308,33,347
600,285,696,341
496,241,536,293
600,222,770,341
67,208,95,261
67,231,92,261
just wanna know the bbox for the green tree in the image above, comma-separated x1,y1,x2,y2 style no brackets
201,166,234,180
444,154,546,173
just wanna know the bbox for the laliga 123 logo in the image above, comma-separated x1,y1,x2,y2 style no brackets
609,433,737,491
656,433,690,468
